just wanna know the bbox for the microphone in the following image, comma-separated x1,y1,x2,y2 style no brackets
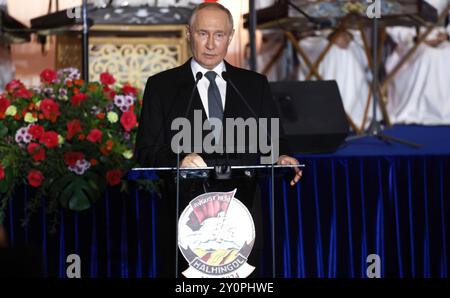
176,71,203,168
221,71,259,124
184,71,203,119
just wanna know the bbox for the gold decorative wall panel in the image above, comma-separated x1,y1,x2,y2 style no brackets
56,25,189,90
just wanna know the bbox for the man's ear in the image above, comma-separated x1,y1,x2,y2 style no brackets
228,29,235,45
186,25,191,42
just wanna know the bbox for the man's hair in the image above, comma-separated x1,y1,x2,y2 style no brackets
189,2,234,32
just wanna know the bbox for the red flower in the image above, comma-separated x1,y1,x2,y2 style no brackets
87,128,103,143
40,68,58,84
0,163,5,180
63,152,84,167
39,98,60,122
106,140,114,151
120,111,137,132
66,119,82,140
28,125,45,140
0,96,10,118
122,84,138,96
100,72,116,85
27,143,46,162
103,87,116,100
106,169,122,186
70,93,88,106
39,131,59,148
27,169,44,187
13,88,32,99
5,80,23,93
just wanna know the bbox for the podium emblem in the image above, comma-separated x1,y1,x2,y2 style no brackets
178,189,255,278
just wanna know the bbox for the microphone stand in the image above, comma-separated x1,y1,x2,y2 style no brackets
346,17,421,148
223,72,278,278
174,71,203,278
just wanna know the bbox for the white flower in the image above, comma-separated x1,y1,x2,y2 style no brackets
5,105,17,116
107,111,119,123
58,135,65,145
24,112,38,123
122,150,133,159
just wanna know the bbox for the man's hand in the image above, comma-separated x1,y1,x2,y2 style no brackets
277,155,302,186
180,153,207,168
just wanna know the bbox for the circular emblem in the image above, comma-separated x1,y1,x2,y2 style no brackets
178,189,255,278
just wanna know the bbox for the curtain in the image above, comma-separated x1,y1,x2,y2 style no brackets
4,155,449,278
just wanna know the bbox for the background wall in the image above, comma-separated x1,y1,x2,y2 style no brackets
6,0,249,87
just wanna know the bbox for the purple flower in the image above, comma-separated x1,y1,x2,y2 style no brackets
68,69,81,80
32,87,42,93
68,159,91,175
125,95,135,105
58,67,81,82
114,95,125,107
123,132,130,140
59,88,67,96
23,134,32,143
91,105,102,114
15,127,31,144
106,104,114,111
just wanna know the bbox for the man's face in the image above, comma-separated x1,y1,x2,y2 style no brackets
187,8,234,70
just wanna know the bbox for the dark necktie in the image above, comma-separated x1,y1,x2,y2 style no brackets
204,71,224,121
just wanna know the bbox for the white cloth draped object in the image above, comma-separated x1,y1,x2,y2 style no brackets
385,0,450,125
297,30,373,129
252,0,291,81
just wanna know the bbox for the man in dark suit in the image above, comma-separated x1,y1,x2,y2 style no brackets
135,2,301,277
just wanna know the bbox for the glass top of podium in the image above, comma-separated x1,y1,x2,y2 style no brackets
128,164,305,181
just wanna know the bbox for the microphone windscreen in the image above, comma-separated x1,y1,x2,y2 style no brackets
196,72,203,81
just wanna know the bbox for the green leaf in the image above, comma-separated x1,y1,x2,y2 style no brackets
59,176,100,211
0,166,14,193
0,123,8,138
49,174,74,207
0,179,9,193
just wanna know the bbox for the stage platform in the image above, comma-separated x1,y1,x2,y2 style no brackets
326,125,450,157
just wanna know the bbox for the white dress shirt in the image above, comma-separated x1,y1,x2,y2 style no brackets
190,59,227,119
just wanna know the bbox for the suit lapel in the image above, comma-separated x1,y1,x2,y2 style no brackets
176,59,207,121
223,61,236,120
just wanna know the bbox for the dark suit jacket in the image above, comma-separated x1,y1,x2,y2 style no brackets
135,58,290,167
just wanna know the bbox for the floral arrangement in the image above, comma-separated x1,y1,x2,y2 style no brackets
0,68,147,225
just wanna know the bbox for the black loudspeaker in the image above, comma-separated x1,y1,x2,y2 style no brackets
270,80,349,154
